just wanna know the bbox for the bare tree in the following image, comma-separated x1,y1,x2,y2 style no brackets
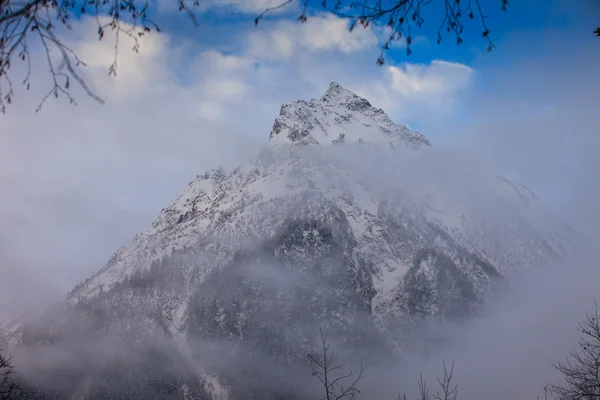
397,361,457,400
549,301,600,400
398,374,431,400
308,328,363,400
432,361,458,400
413,373,431,400
0,347,17,400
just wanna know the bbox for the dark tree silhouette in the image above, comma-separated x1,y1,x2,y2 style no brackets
0,0,510,114
399,361,458,400
308,328,363,400
550,301,600,400
431,361,458,400
398,374,432,400
0,347,17,400
0,0,164,113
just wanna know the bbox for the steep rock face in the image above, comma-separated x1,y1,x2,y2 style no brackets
269,82,431,148
13,83,574,399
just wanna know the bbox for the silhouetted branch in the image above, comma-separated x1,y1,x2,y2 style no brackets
398,361,457,400
432,361,458,400
550,300,600,400
0,347,17,400
255,0,295,25
0,0,164,113
308,328,363,400
255,0,510,65
418,374,431,400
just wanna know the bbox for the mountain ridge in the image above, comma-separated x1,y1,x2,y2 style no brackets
10,83,574,400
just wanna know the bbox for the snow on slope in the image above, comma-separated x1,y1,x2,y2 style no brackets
268,82,431,148
66,82,572,325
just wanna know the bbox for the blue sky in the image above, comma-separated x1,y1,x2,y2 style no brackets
153,0,593,63
0,0,599,318
134,0,599,134
150,0,597,77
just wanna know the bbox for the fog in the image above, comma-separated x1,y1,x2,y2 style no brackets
244,145,600,399
358,255,600,399
6,137,600,398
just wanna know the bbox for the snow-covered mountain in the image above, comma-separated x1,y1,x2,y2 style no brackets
13,82,574,400
268,82,430,148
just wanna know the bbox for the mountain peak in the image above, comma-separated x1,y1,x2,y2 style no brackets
319,81,372,111
268,82,431,148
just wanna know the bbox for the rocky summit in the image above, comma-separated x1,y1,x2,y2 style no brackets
9,83,573,400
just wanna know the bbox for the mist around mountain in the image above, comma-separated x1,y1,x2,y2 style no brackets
1,83,585,400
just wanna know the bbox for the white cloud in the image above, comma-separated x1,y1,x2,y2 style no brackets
158,0,296,15
197,50,254,73
189,51,252,104
342,60,474,125
388,60,473,98
247,14,377,60
0,19,262,319
299,14,376,52
202,79,249,101
215,0,293,14
63,17,174,98
355,60,474,119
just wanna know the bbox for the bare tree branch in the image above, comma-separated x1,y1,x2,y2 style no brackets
255,0,295,25
0,347,17,400
255,0,511,65
432,361,458,400
398,361,457,400
0,0,164,114
308,328,363,400
418,373,431,400
550,300,600,400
